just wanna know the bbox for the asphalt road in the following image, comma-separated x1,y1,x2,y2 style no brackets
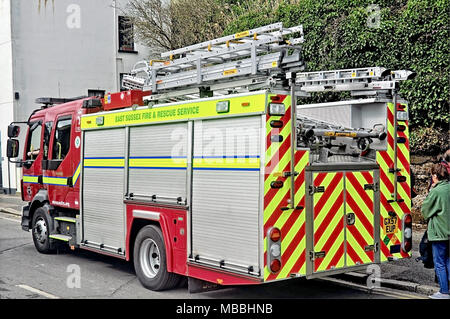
0,212,427,300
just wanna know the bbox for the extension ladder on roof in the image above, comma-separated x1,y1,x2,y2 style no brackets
122,23,305,99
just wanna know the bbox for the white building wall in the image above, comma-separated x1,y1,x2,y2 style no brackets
0,0,16,192
1,0,150,193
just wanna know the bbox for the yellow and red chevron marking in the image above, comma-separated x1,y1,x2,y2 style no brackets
377,102,411,261
263,94,309,281
313,172,345,272
345,171,375,266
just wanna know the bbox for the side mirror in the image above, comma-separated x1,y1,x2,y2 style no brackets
8,125,21,138
7,139,20,158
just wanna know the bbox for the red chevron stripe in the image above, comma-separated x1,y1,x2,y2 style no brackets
266,222,306,281
264,153,307,232
316,242,345,272
379,169,410,214
288,248,306,275
346,173,374,216
264,159,291,210
264,133,291,179
313,173,343,219
346,193,374,240
264,189,291,236
314,215,344,270
347,223,374,261
346,240,364,265
314,190,344,243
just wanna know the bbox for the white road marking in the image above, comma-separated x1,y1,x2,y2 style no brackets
0,215,21,223
16,284,60,299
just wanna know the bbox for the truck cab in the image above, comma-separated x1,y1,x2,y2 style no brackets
7,97,102,232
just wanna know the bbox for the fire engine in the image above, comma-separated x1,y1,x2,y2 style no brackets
6,23,415,291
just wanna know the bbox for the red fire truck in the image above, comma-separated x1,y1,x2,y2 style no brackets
6,23,415,291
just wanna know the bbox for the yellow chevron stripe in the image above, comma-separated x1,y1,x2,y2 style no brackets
316,227,344,272
313,174,342,227
346,180,374,243
346,230,372,265
265,121,291,161
277,230,306,278
315,201,345,248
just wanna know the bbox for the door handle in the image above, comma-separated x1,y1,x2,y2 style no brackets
346,213,356,226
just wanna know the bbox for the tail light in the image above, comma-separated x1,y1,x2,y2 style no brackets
267,227,282,273
402,214,413,253
269,227,282,242
270,259,281,273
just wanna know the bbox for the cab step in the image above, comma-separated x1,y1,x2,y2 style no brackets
49,234,72,242
54,217,76,223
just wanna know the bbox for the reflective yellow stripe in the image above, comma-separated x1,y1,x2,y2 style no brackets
193,157,259,170
42,177,68,186
23,176,39,183
83,158,125,168
82,93,267,130
130,158,188,169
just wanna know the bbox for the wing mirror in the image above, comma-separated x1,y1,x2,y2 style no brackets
7,139,20,158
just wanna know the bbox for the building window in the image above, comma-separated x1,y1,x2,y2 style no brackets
118,16,136,53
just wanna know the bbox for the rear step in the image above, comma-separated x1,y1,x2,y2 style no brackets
49,234,72,242
54,217,76,223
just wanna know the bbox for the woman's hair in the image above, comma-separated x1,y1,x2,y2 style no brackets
445,149,450,163
431,163,449,181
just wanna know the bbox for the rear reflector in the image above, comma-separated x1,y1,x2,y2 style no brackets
270,120,284,128
270,181,284,189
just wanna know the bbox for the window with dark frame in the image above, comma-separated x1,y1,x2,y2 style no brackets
118,16,136,53
26,122,42,161
52,117,72,161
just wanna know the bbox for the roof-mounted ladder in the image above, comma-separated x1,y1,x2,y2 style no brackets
122,23,305,100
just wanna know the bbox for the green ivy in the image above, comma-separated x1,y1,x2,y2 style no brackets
224,0,450,131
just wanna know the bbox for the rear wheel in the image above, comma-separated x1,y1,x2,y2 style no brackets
31,207,56,254
133,225,180,291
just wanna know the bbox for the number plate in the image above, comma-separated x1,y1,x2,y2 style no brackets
383,216,398,235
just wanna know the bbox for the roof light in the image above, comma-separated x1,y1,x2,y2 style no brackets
269,103,286,116
216,101,230,113
397,111,408,121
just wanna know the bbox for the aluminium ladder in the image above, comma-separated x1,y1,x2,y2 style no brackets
122,23,305,100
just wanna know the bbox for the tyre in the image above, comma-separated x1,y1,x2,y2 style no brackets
31,206,56,254
133,225,181,291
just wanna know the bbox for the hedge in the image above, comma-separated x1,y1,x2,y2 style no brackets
224,0,449,133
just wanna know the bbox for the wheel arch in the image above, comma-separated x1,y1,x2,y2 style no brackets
127,216,174,273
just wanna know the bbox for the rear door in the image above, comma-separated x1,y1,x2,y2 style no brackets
345,171,377,266
307,169,379,276
311,172,345,273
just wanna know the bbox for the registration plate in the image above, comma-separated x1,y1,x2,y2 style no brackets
383,216,398,235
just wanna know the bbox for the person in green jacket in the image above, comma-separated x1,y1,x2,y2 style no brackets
421,163,450,299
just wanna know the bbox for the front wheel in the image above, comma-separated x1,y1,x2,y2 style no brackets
31,207,56,254
133,225,181,291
